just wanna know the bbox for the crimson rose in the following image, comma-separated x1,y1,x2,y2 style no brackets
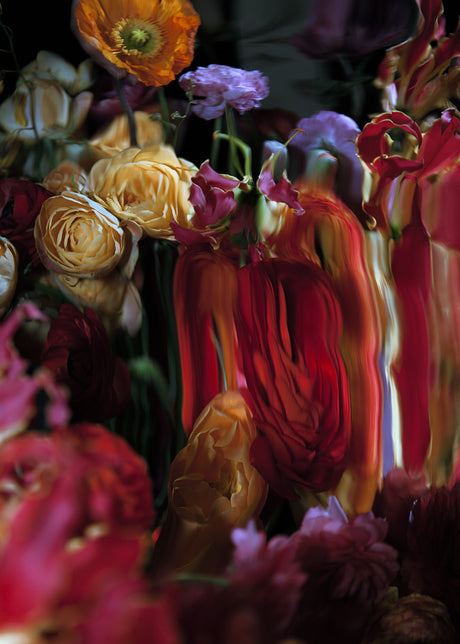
41,303,131,422
0,178,53,266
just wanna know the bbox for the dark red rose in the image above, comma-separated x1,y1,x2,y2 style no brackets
0,178,53,266
41,303,131,422
235,258,351,499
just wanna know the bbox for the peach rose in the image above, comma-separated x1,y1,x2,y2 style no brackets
151,391,268,576
34,191,127,278
0,237,18,318
89,111,164,158
88,143,196,238
41,161,89,194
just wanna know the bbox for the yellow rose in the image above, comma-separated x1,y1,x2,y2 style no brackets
151,391,268,576
89,111,164,158
88,143,197,238
34,191,126,278
0,237,18,318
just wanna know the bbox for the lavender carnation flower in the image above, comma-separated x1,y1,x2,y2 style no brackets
179,64,269,120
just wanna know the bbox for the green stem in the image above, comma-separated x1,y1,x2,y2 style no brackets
115,77,138,147
210,116,222,168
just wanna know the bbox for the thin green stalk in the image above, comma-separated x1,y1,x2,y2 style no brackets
115,77,138,147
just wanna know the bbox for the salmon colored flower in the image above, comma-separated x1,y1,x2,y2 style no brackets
151,391,268,576
41,160,89,194
73,0,201,87
89,144,196,238
0,237,18,319
236,258,351,501
89,110,164,158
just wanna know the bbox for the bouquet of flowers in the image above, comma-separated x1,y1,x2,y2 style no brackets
1,0,460,641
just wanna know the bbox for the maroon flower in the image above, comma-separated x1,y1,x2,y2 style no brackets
0,178,53,266
41,303,131,422
289,497,399,643
402,482,460,623
373,467,428,552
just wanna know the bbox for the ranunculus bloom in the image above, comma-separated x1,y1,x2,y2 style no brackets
235,259,351,500
89,110,164,158
41,160,89,194
89,144,196,238
179,64,270,120
40,304,131,422
73,0,200,87
34,191,126,278
151,391,268,576
288,497,399,643
226,521,307,637
0,178,53,265
0,237,18,318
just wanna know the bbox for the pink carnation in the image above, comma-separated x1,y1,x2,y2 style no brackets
179,65,269,120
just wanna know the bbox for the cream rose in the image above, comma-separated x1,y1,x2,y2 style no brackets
0,79,92,142
34,191,126,278
88,143,197,238
0,237,18,318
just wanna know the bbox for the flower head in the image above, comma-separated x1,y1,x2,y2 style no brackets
179,64,269,120
73,0,200,87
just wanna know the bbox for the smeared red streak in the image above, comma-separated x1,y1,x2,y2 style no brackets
391,207,432,472
270,187,384,513
173,248,239,435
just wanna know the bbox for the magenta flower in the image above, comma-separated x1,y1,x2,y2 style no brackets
288,497,399,642
179,64,269,120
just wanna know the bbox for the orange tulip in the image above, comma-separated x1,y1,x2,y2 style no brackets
151,391,268,577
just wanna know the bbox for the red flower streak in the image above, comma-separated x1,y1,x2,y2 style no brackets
235,258,351,500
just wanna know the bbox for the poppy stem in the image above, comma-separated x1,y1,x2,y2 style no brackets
115,77,138,147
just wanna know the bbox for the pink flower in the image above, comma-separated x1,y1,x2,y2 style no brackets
179,65,269,120
226,520,307,634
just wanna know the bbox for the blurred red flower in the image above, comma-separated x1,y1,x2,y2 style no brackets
235,258,351,499
41,303,131,422
0,178,53,266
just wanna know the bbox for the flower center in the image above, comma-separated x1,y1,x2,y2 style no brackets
112,18,163,57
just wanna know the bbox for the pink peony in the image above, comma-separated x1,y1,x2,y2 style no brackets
179,65,269,120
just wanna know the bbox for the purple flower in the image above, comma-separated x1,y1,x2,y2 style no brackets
288,110,365,220
179,65,269,120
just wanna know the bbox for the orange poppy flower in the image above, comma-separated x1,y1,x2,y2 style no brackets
74,0,200,87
